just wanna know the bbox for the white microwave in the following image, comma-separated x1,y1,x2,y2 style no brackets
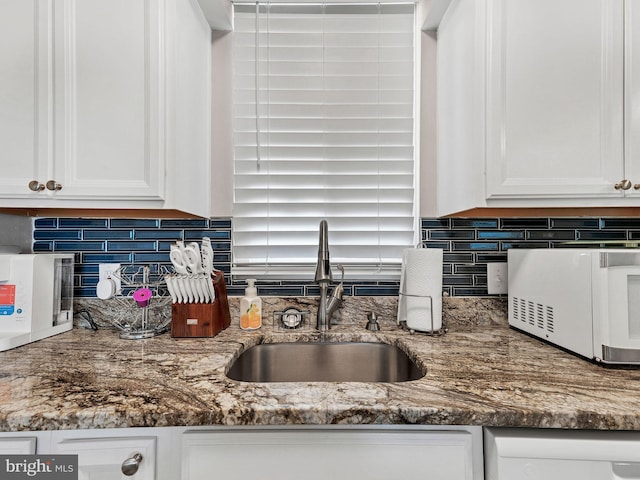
0,254,74,351
508,248,640,365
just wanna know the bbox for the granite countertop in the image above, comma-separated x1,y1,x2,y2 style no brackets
1,297,640,432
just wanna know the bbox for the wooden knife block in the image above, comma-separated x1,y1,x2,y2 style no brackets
171,271,231,338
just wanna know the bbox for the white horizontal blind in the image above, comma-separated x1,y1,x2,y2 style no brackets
232,2,416,279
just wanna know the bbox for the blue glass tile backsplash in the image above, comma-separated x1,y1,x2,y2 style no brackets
32,216,640,298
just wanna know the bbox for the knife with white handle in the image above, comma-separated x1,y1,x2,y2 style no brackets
192,275,205,303
199,275,211,303
185,276,195,303
171,275,183,303
174,275,189,303
201,237,214,275
201,237,217,301
165,275,178,303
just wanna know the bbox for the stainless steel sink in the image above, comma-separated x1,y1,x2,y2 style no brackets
226,342,425,383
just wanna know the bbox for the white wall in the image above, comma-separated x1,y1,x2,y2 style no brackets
0,214,32,253
419,28,438,217
210,30,234,217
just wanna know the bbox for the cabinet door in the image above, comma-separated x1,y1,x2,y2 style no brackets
182,429,475,480
52,436,156,480
0,437,37,454
52,0,165,199
0,0,51,198
625,0,640,197
485,0,624,200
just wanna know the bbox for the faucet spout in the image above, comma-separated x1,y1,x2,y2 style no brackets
314,220,343,331
315,219,332,284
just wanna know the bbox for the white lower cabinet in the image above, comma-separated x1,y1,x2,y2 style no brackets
51,434,157,480
182,426,483,480
0,436,37,454
3,424,640,479
0,426,484,480
0,428,176,480
485,428,640,480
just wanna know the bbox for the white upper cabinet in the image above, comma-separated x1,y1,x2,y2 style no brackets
0,0,51,197
0,0,212,217
625,0,640,198
485,0,624,200
52,0,164,200
435,0,640,215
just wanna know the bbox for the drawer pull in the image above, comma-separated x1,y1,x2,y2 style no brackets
121,452,143,476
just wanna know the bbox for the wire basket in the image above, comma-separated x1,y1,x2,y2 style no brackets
106,265,171,339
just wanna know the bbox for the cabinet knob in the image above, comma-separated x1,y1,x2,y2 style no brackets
121,452,143,476
45,180,62,191
634,184,640,190
614,179,633,190
28,180,45,192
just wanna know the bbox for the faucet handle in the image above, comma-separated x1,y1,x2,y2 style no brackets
337,264,344,282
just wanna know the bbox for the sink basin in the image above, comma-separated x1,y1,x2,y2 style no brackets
226,342,425,383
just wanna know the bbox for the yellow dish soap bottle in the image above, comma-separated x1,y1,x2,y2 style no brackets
240,278,262,330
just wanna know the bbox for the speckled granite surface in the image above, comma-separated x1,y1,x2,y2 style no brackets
0,296,638,432
73,296,508,331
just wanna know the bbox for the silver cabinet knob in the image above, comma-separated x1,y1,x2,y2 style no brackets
28,180,45,192
614,179,633,190
121,453,143,476
615,179,633,190
45,180,62,191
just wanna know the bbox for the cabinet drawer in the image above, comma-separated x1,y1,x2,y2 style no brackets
183,428,475,480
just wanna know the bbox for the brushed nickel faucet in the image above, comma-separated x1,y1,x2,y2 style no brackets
314,220,344,331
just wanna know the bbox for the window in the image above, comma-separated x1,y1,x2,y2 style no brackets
232,2,417,279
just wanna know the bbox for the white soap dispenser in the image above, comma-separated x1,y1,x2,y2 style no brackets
239,278,262,330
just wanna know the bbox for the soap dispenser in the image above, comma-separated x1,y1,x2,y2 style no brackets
239,279,262,330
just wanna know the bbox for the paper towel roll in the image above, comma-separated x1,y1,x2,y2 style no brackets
397,248,443,332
